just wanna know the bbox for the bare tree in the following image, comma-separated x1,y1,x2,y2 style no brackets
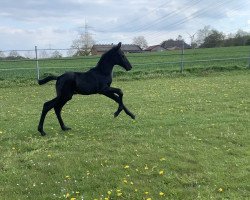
0,51,5,58
70,23,95,56
24,50,34,59
39,49,50,59
51,50,62,58
133,36,148,50
8,50,20,58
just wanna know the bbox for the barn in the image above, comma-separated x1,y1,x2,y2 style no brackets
91,44,142,55
145,45,166,52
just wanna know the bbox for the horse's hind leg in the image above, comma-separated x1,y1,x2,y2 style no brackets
54,97,72,131
38,97,58,136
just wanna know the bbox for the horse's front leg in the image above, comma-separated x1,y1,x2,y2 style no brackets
101,87,135,119
103,92,123,117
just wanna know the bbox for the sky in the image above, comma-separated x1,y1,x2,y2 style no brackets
0,0,250,50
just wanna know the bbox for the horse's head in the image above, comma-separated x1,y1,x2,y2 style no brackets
112,42,132,71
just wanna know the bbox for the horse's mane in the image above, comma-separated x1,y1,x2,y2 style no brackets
97,45,116,66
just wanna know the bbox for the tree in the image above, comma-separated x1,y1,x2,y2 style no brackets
9,50,20,58
246,38,250,45
195,26,212,47
7,50,24,59
133,36,148,50
70,23,95,56
0,51,5,58
51,50,62,58
176,35,183,41
234,29,250,46
39,49,50,59
200,30,225,48
24,51,33,59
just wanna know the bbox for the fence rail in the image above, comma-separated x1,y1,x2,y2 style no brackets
0,46,249,79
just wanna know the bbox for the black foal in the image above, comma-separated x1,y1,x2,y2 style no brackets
38,42,135,136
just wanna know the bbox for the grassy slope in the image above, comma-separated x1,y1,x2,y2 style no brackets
0,70,249,199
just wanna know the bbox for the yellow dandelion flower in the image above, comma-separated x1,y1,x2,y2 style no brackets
159,192,165,196
117,192,122,197
130,181,134,185
145,165,149,170
70,198,76,200
76,191,80,195
104,198,109,200
47,154,52,157
123,179,128,184
124,165,130,169
146,198,152,200
160,158,166,161
144,191,149,195
65,175,70,179
159,170,164,175
107,191,112,195
218,188,223,192
135,189,138,192
66,193,70,198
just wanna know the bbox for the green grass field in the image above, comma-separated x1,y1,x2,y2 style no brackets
0,68,249,199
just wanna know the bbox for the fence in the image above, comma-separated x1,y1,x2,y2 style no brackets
0,46,250,82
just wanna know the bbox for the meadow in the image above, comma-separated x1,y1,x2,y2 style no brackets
0,46,250,199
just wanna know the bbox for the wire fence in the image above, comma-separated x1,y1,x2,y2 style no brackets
0,46,250,81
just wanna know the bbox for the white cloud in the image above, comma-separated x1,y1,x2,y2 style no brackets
0,0,250,49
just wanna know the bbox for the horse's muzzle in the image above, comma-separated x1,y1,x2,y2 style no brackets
126,64,132,71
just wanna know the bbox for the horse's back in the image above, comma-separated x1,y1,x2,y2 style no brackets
56,70,110,96
74,71,101,95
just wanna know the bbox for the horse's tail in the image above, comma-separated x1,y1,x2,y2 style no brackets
38,76,58,85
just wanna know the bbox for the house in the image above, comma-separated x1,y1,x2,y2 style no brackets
91,44,142,55
160,39,191,50
145,45,166,52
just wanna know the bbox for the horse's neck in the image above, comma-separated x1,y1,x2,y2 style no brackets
96,57,114,76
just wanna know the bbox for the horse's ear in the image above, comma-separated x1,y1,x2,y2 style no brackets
117,42,122,49
113,42,122,51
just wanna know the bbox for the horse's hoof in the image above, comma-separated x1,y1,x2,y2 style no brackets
38,127,46,136
39,130,46,136
128,112,135,119
41,131,46,136
62,126,71,131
